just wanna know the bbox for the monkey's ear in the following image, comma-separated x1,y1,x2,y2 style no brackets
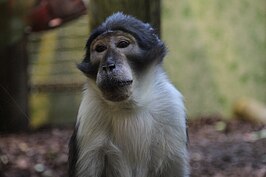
77,61,89,74
77,59,98,78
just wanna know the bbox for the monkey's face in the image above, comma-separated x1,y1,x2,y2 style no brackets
79,13,167,102
89,31,142,102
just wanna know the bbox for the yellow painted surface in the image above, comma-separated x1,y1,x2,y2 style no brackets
30,31,57,128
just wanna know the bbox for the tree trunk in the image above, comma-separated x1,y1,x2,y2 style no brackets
0,38,29,132
0,1,30,132
88,0,161,36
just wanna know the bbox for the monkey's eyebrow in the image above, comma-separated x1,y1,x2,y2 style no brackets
92,30,116,39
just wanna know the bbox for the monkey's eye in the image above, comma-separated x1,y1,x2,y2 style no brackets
117,40,130,48
95,45,107,53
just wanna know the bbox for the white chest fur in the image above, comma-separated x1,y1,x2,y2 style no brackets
75,72,188,177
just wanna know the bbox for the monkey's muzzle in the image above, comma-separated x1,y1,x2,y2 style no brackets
98,79,133,102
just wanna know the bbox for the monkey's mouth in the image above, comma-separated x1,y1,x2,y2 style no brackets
98,79,133,102
115,80,133,87
99,79,133,90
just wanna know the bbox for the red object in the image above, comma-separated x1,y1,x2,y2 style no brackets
28,0,87,32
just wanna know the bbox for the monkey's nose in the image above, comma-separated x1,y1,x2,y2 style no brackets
102,63,116,72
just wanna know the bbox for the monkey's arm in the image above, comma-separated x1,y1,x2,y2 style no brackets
152,81,189,177
154,123,189,177
68,127,78,177
68,122,108,177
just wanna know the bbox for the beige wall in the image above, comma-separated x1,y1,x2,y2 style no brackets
163,0,266,118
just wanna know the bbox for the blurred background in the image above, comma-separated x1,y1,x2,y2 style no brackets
0,0,265,176
164,0,265,118
30,0,266,128
0,0,265,130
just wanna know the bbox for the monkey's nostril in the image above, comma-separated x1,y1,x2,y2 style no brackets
102,63,116,72
102,65,107,71
108,63,116,71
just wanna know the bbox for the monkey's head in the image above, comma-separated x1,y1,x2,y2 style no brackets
78,12,166,102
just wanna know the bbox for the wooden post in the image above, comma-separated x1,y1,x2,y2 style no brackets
0,39,29,132
0,1,30,132
88,0,161,36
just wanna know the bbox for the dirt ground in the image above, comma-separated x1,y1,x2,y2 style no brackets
0,117,265,177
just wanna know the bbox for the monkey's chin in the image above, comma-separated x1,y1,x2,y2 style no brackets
98,80,133,102
102,92,131,102
100,87,132,102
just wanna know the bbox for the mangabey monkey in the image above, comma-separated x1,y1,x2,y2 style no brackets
69,12,189,177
